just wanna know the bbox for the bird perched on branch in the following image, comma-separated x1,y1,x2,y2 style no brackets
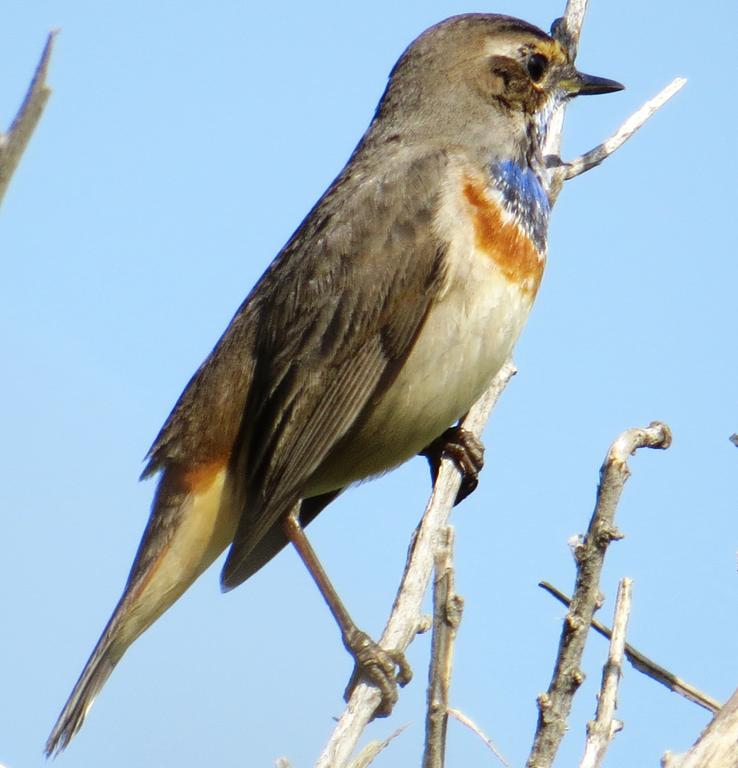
46,13,621,755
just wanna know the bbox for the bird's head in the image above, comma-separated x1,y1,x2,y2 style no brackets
372,14,623,156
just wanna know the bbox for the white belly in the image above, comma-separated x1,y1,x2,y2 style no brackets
308,243,536,494
373,254,531,440
307,163,544,494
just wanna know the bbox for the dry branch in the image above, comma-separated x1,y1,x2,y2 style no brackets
539,581,721,714
579,578,632,768
346,727,408,768
0,31,57,208
540,0,589,178
562,78,686,182
543,1,685,204
423,527,463,768
527,423,671,768
447,709,509,766
667,685,738,768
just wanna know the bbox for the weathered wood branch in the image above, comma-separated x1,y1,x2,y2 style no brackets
447,708,509,766
0,31,57,209
579,578,632,768
539,581,721,714
561,77,686,182
527,423,671,768
664,686,738,768
422,527,463,768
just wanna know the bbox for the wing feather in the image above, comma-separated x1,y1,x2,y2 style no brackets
221,146,450,588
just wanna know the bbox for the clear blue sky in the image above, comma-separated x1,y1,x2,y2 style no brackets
2,1,735,767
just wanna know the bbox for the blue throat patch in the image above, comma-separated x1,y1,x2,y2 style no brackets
489,160,550,253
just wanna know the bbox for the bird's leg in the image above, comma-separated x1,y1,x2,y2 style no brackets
282,505,411,716
420,423,485,505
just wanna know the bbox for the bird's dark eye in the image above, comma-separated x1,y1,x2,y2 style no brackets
526,53,548,83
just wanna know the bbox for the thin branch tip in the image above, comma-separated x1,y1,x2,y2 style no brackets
346,726,408,768
43,29,61,56
647,420,672,449
0,28,58,208
608,421,672,465
447,709,510,766
563,77,686,182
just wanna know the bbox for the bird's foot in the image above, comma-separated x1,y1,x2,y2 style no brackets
420,425,485,505
343,628,412,717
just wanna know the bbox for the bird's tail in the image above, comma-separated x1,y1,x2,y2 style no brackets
44,596,129,756
45,461,237,757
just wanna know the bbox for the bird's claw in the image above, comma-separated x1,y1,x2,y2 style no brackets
343,629,412,718
420,425,485,504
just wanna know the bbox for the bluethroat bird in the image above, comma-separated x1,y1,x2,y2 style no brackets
46,13,622,755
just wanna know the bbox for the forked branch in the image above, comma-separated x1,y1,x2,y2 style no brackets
527,423,671,768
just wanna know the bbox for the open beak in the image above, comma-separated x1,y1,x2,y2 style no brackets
565,70,625,96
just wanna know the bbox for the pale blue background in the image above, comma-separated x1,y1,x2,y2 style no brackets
1,1,735,767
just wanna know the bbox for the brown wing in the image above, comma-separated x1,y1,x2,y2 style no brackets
141,299,260,479
221,146,450,589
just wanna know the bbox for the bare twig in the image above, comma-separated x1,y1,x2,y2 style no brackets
579,578,632,768
0,31,57,208
562,78,686,181
315,361,517,768
542,0,590,170
423,527,464,768
527,422,672,768
666,685,738,768
447,708,509,766
539,582,721,714
543,0,686,203
346,726,408,768
554,0,589,57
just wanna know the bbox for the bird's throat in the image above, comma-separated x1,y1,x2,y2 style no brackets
488,159,550,253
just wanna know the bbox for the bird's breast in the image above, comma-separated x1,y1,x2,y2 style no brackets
307,162,547,494
461,163,548,297
486,158,550,255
